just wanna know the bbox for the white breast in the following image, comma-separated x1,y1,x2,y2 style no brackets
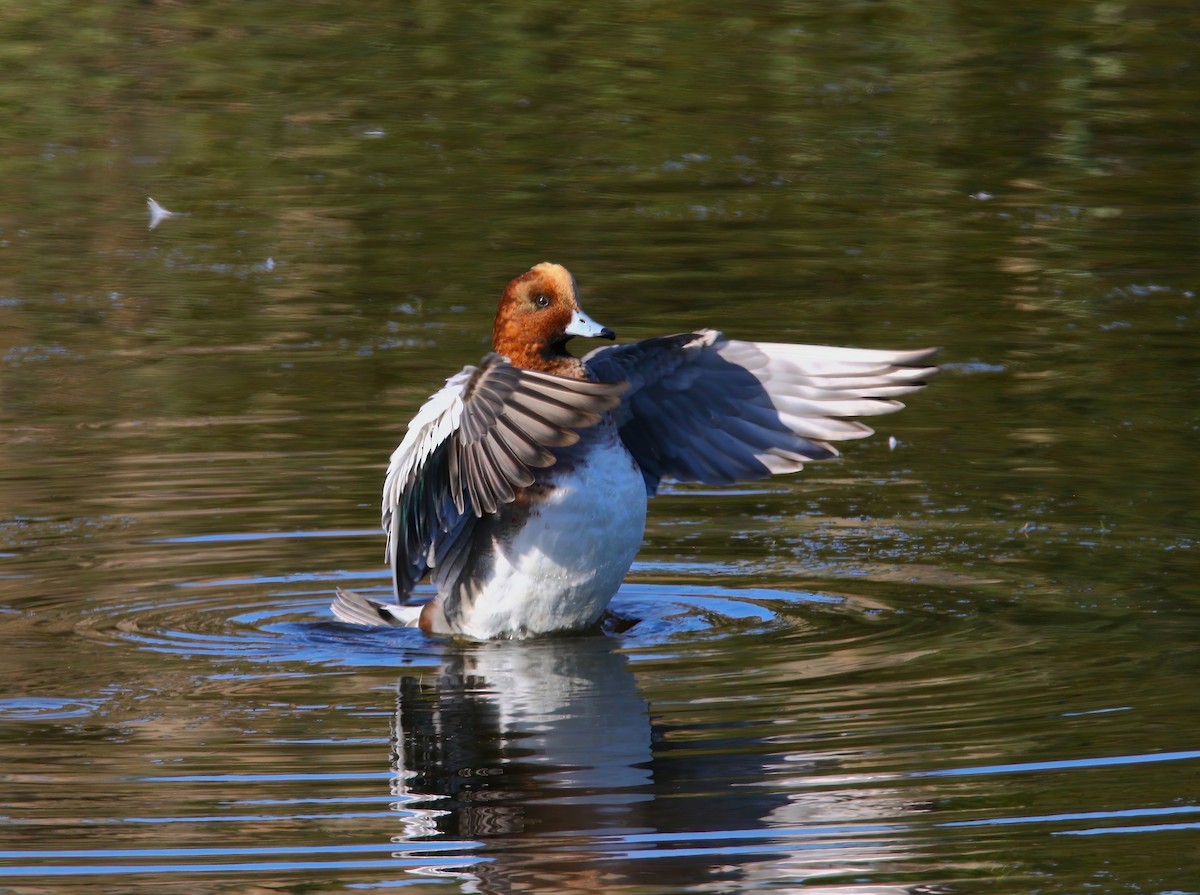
458,434,648,640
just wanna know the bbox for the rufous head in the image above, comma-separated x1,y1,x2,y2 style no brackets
492,262,615,374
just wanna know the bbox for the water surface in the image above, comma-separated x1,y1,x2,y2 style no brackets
2,2,1199,893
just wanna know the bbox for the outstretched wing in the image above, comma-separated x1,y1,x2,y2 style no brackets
584,330,938,494
382,352,625,600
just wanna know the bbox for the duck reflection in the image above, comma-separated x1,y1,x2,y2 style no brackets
386,633,924,892
391,634,653,846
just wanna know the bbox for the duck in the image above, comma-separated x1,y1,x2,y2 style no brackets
332,262,938,640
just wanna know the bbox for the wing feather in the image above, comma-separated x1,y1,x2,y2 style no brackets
585,330,937,493
501,400,582,448
493,415,556,467
381,352,626,600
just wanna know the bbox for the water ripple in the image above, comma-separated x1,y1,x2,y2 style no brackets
55,563,888,671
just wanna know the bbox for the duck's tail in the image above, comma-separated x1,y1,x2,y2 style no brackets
331,588,422,628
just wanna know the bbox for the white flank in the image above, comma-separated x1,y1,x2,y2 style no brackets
459,436,647,640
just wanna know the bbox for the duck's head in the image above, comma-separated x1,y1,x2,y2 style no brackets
492,262,615,373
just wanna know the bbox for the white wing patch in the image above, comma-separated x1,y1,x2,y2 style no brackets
382,368,469,539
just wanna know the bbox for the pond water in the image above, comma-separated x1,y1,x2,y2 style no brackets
2,3,1199,893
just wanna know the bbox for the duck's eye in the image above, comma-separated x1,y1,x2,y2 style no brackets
533,293,551,309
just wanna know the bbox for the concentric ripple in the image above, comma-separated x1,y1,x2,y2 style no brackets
65,580,796,666
69,587,434,669
54,556,1022,678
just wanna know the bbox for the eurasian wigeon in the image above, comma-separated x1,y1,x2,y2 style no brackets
333,262,938,640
